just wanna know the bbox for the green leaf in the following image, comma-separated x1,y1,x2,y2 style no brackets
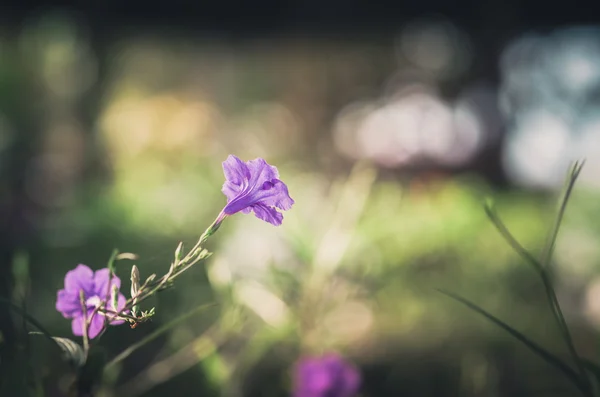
483,202,542,274
437,289,586,393
484,161,591,395
0,298,86,370
29,332,85,368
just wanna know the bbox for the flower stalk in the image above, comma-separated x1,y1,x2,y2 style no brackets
56,155,294,334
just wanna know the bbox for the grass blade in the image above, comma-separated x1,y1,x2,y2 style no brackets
437,289,585,393
29,332,85,368
0,297,85,369
540,160,585,270
535,162,590,392
0,297,54,341
483,202,542,274
484,166,591,396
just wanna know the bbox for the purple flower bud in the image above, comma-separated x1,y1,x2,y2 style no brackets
221,155,294,226
55,264,127,339
293,353,361,397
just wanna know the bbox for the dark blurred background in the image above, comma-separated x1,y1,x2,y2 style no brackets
2,1,600,396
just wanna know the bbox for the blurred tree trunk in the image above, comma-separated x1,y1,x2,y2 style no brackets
0,40,40,396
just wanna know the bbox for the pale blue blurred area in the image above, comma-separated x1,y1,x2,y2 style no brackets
500,27,600,189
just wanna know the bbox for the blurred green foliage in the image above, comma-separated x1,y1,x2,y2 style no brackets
1,11,600,397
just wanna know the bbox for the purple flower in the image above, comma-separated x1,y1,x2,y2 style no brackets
221,155,294,226
293,353,361,397
56,264,127,339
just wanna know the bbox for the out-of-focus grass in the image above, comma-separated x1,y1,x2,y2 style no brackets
3,14,600,397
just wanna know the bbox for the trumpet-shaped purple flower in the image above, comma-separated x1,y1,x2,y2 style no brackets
293,353,361,397
56,264,127,339
221,155,294,226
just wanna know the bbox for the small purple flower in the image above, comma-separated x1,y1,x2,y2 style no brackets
56,264,127,339
293,353,361,397
221,155,294,226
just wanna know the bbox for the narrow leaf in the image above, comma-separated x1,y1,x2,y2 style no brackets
540,160,585,270
485,193,591,394
0,298,87,369
0,297,54,340
29,332,85,368
437,289,585,392
483,202,542,274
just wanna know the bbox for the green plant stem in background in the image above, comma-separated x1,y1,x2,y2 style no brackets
485,202,591,394
94,212,224,331
438,289,585,391
0,297,55,340
539,161,592,395
79,290,90,359
540,161,585,270
131,213,222,305
179,213,224,265
450,161,595,397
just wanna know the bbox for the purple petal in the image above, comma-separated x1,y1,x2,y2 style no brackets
222,155,253,202
323,355,360,397
93,268,121,299
220,156,294,223
245,158,279,187
223,177,293,215
340,365,360,396
255,179,294,210
293,354,361,397
222,181,241,202
87,311,106,339
251,203,283,226
298,360,331,393
223,155,250,186
56,289,81,318
64,264,94,296
71,315,84,337
71,310,106,339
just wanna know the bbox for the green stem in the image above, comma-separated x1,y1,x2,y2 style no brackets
488,203,590,393
79,290,89,359
484,160,592,396
540,161,585,270
179,212,225,265
539,161,590,394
